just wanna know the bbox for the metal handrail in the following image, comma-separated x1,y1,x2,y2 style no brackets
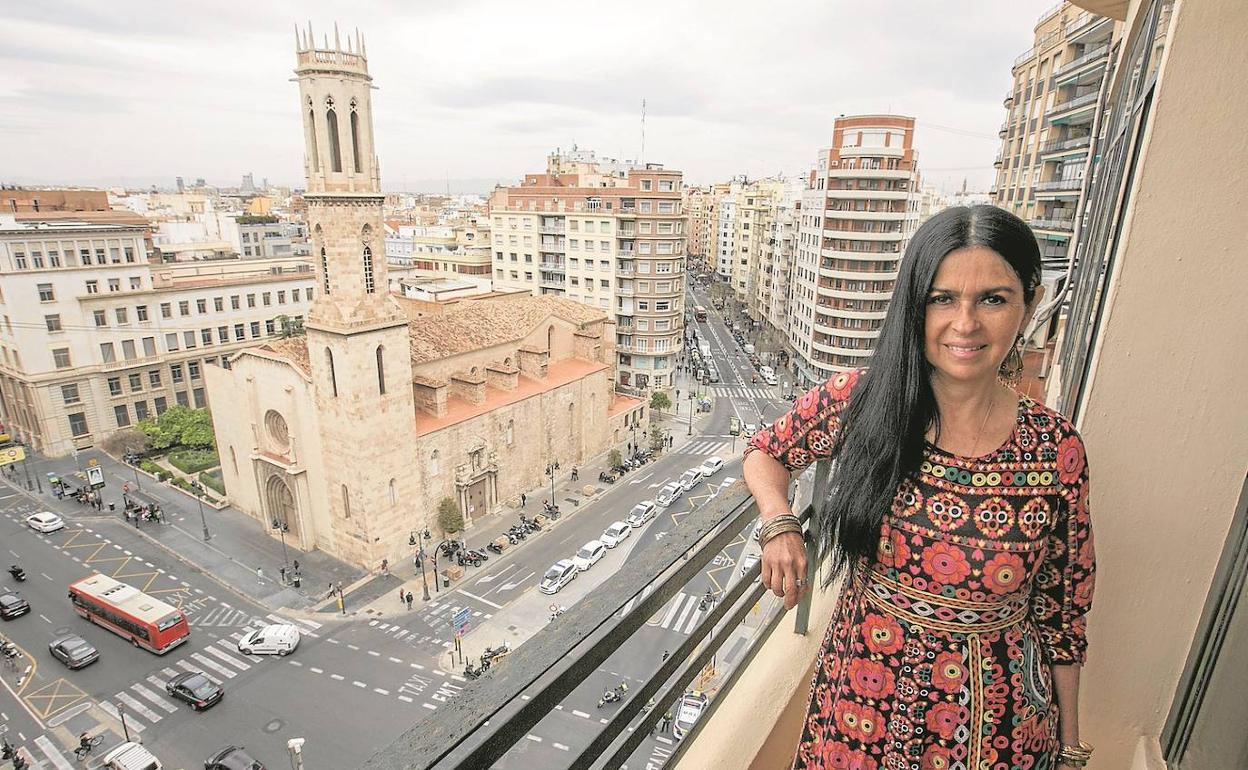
361,464,826,770
1053,44,1110,78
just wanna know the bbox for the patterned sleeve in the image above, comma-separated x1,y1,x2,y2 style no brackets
1034,425,1097,664
744,369,861,471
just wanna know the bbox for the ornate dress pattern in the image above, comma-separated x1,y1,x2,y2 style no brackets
747,369,1096,770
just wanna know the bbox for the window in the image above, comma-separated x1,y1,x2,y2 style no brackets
100,343,116,363
230,295,240,310
107,278,120,292
184,330,196,348
165,332,179,351
188,361,201,379
277,290,287,304
134,401,148,420
148,370,162,388
171,363,184,383
107,377,122,396
142,337,156,356
246,294,256,308
196,298,207,314
262,292,271,306
128,373,143,391
114,405,130,427
136,305,148,321
363,246,375,293
154,397,167,415
641,180,652,191
109,247,120,264
68,412,88,437
192,387,205,408
214,297,224,312
115,307,128,324
85,280,99,295
376,345,386,394
37,283,54,302
61,383,80,404
175,391,188,407
129,276,141,290
233,323,245,341
659,180,674,192
201,329,213,346
160,302,171,318
217,326,228,343
265,320,275,335
124,246,135,263
429,450,439,476
14,253,27,270
341,484,351,518
178,301,190,316
45,314,62,332
121,339,136,360
94,248,105,264
53,348,71,368
250,321,260,338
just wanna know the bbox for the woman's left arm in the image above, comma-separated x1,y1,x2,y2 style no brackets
1052,663,1082,745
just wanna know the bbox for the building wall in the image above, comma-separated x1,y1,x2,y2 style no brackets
2,189,110,213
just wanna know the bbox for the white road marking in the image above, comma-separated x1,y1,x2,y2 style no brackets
572,710,591,719
454,589,503,609
115,690,162,723
422,703,436,710
35,734,75,769
553,742,570,751
331,674,344,681
98,702,144,732
202,644,251,670
525,735,542,743
188,652,236,679
131,683,177,714
398,695,413,703
310,667,324,674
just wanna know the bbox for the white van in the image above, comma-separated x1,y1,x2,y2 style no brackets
743,343,756,355
103,741,163,770
758,365,774,379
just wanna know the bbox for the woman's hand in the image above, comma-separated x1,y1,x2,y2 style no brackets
760,530,809,610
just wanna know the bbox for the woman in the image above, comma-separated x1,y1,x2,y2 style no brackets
744,206,1096,770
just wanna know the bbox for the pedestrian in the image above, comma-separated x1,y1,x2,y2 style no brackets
399,587,406,605
520,492,527,507
405,591,414,610
280,566,288,584
381,558,389,576
293,559,300,572
256,567,263,583
571,467,578,482
328,583,337,599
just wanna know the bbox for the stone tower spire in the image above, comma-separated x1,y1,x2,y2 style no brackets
292,24,418,567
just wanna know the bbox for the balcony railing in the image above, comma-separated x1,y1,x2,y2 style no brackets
1047,91,1100,117
1030,217,1076,232
998,121,1009,137
1035,178,1085,192
1053,44,1110,79
539,223,566,234
361,466,825,770
1040,135,1092,155
538,262,565,271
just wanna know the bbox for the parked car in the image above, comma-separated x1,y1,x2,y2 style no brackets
165,671,224,711
572,540,607,571
698,456,725,477
0,591,31,620
237,624,300,656
656,482,683,508
744,423,760,437
25,511,65,533
678,468,704,492
205,745,266,770
539,559,579,595
626,501,658,529
102,741,163,770
600,522,632,549
672,691,710,740
739,552,761,577
48,634,99,669
763,372,778,386
707,367,720,383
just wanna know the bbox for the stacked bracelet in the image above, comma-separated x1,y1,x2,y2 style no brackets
1056,740,1093,768
757,514,803,548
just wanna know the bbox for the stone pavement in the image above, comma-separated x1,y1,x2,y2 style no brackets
6,446,363,612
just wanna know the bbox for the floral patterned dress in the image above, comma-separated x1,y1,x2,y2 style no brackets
747,369,1096,770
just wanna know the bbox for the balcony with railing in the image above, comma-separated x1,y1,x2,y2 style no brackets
361,467,828,770
1030,217,1076,232
1035,177,1085,193
1039,134,1092,156
1053,43,1110,80
1046,90,1100,119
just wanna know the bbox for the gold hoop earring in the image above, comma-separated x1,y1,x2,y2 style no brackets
998,334,1024,385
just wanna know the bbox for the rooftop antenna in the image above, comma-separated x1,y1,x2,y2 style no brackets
640,98,646,165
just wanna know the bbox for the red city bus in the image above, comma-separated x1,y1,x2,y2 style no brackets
68,573,190,654
694,306,708,322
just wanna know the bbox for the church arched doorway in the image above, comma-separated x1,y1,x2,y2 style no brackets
265,474,300,540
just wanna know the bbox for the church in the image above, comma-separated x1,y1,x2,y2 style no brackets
206,27,643,569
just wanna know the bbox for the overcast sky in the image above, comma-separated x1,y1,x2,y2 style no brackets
1,1,1054,194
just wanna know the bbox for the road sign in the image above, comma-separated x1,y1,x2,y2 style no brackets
86,465,105,489
0,445,25,467
452,607,471,637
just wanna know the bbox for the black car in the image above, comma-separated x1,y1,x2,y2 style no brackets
0,591,30,620
49,634,99,669
166,671,224,711
205,745,266,770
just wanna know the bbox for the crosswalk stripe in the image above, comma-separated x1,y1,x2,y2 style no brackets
35,735,75,770
161,667,181,679
131,683,178,714
203,644,251,670
147,674,168,688
190,652,237,679
659,594,684,627
176,659,223,686
683,606,704,634
672,596,697,632
115,690,163,723
99,701,145,732
298,617,323,629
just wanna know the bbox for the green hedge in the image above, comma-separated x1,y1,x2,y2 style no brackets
167,448,220,474
138,460,167,482
199,470,226,497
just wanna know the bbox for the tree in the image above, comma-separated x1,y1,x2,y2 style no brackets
649,425,666,453
275,314,305,338
101,428,149,457
708,282,732,309
135,406,216,451
437,497,464,536
608,449,623,468
649,391,672,412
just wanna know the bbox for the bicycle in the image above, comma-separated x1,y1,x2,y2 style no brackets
73,734,103,761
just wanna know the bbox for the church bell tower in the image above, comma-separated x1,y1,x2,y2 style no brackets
294,24,417,567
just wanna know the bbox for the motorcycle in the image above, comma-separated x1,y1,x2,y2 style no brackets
548,605,567,622
598,471,617,484
464,662,486,680
440,540,461,559
487,541,505,555
596,682,629,709
0,640,17,659
8,565,25,582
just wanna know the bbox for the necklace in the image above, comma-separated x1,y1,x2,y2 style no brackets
969,391,996,457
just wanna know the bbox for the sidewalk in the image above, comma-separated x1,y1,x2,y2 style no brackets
355,402,717,618
9,448,364,612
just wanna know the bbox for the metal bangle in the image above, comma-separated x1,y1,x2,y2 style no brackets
759,523,802,549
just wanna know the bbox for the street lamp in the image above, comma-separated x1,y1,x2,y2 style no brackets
409,529,431,601
190,481,211,542
688,391,695,435
271,517,290,575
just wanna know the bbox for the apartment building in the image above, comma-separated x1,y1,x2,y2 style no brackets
2,189,110,215
383,217,492,281
488,150,687,392
993,2,1115,271
684,186,716,270
788,115,921,386
0,216,315,456
754,179,802,342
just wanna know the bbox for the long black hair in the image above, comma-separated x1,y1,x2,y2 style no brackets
817,205,1042,585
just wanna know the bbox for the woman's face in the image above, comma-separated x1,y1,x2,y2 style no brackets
923,245,1038,388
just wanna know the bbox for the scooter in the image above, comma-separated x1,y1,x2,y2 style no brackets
7,565,25,582
487,541,505,555
464,662,486,680
599,471,617,484
548,605,567,622
597,682,629,709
